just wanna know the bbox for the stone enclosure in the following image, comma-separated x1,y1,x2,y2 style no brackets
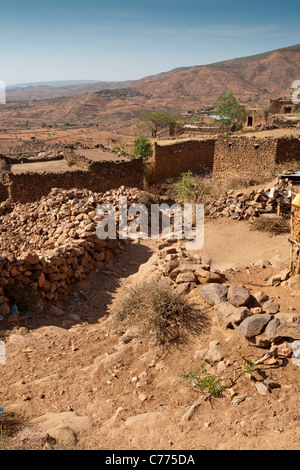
0,134,300,203
146,135,300,183
0,147,144,203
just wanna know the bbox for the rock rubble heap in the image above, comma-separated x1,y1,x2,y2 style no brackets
157,243,299,361
205,178,292,220
199,282,300,355
0,186,141,322
157,242,223,295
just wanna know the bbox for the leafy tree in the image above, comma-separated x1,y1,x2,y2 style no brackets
137,111,180,138
213,92,247,131
132,136,153,170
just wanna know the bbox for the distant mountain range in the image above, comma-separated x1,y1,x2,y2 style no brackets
7,80,101,89
6,44,300,105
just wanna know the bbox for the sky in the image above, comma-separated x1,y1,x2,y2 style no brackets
0,0,299,85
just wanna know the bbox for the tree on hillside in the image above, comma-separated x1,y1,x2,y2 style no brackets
213,92,247,131
137,111,180,138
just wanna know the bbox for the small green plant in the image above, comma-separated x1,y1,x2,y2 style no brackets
166,177,174,184
238,350,257,375
242,360,256,375
112,144,131,157
177,171,209,203
180,366,225,398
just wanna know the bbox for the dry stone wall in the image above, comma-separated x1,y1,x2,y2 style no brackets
147,139,215,183
213,136,300,179
213,137,278,178
0,186,141,321
0,151,144,203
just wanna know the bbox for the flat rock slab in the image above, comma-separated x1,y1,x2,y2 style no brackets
30,411,94,438
266,317,300,342
198,283,228,306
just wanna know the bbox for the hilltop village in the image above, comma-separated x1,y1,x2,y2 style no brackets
0,90,299,451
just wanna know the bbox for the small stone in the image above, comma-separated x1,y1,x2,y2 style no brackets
253,291,269,306
204,340,225,365
175,283,191,295
280,270,290,281
0,303,11,317
215,302,251,328
217,361,227,374
24,253,40,265
49,305,65,317
267,275,282,286
264,378,280,389
255,382,269,396
6,314,22,326
138,392,148,402
263,301,280,315
176,272,195,284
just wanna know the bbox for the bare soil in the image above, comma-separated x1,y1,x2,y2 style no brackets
0,217,299,450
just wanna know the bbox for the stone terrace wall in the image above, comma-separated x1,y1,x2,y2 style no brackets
213,137,278,178
147,139,215,183
1,156,144,203
177,125,230,136
275,137,300,164
213,136,300,179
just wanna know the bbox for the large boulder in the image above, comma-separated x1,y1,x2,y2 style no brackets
239,314,272,339
266,315,300,342
227,285,251,307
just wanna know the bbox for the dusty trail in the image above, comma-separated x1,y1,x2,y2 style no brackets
0,218,299,450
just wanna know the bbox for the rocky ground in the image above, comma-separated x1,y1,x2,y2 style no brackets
0,215,299,451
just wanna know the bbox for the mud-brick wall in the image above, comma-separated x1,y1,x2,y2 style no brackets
213,137,278,178
276,137,300,164
5,158,144,203
147,139,215,183
0,182,9,202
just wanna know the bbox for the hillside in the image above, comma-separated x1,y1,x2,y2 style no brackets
6,43,300,104
1,44,300,154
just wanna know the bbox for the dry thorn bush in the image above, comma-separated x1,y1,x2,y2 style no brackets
113,277,208,346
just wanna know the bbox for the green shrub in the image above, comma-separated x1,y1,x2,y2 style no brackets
132,136,153,170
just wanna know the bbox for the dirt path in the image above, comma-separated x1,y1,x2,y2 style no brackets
0,218,299,450
196,218,290,270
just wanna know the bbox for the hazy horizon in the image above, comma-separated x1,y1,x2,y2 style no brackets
1,0,299,85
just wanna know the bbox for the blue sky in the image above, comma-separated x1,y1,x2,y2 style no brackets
0,0,299,85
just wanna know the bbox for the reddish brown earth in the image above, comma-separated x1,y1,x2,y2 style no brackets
0,218,299,450
1,44,300,154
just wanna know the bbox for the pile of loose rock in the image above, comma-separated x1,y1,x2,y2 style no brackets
205,178,293,220
199,282,300,360
157,242,223,295
157,243,299,363
0,186,141,322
